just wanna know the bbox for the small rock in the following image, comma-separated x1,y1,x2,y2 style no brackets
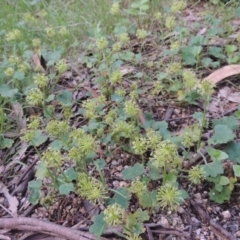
194,193,202,203
222,210,231,219
111,160,118,166
191,217,200,224
235,231,240,237
196,228,201,235
177,206,185,214
158,216,169,228
112,180,119,188
119,181,128,187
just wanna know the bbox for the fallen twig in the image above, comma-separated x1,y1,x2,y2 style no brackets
190,200,236,240
0,217,108,240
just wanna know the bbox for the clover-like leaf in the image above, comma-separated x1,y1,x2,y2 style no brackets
107,187,131,209
212,116,238,131
89,212,106,238
207,147,228,161
57,90,73,106
219,176,229,186
122,163,144,180
208,124,235,145
59,182,74,195
35,162,48,180
139,190,157,208
233,165,240,177
31,130,48,147
0,84,18,98
202,161,223,178
225,142,240,163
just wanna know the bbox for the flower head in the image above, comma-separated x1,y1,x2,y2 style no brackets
34,73,49,88
124,100,140,119
41,148,64,168
157,184,183,210
104,203,124,226
110,2,120,15
26,88,44,106
188,165,206,184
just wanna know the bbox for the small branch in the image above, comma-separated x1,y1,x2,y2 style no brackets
0,217,107,240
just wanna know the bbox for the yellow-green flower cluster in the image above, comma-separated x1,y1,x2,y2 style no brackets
170,41,181,52
18,63,29,73
136,29,148,40
132,136,148,155
56,59,68,74
165,16,176,29
146,129,162,149
46,27,56,38
112,42,122,52
26,88,44,106
124,100,140,119
110,2,120,15
32,38,41,48
119,33,130,44
170,1,187,13
96,37,108,50
34,73,49,88
126,234,143,240
182,69,198,92
188,165,206,184
198,79,215,97
157,184,183,210
69,128,85,141
9,56,20,65
41,148,64,168
129,179,147,195
4,67,14,77
151,140,181,169
104,109,117,125
82,99,98,119
109,69,123,85
77,173,107,203
6,29,22,42
46,120,70,138
180,132,195,148
167,62,182,75
59,26,68,36
151,81,163,95
28,116,41,130
104,203,124,226
115,87,126,97
154,12,162,21
112,120,136,139
23,13,36,24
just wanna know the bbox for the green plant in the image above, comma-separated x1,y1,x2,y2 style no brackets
1,0,240,239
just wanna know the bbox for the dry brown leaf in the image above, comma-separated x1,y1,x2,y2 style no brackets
32,53,47,71
227,92,240,103
0,182,18,217
206,64,240,84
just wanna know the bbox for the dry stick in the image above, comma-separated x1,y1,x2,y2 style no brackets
190,200,236,240
0,217,108,240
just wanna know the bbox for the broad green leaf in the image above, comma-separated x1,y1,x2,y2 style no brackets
212,116,238,130
207,147,228,161
225,142,240,163
29,179,42,189
35,162,48,180
107,187,131,209
46,94,55,102
147,163,161,180
208,125,235,145
57,90,73,106
95,159,107,170
181,46,196,65
236,6,240,17
0,136,14,149
209,186,231,204
89,212,106,238
29,189,41,205
31,130,48,147
111,94,124,103
65,167,78,181
179,189,189,202
138,191,157,208
59,183,74,195
49,140,64,150
233,165,240,177
202,161,223,177
0,84,18,98
122,163,144,180
14,71,25,80
219,176,229,186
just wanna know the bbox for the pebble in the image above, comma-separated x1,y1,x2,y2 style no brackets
158,216,169,228
194,193,202,203
235,231,240,237
222,210,231,219
111,160,118,166
177,206,185,213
